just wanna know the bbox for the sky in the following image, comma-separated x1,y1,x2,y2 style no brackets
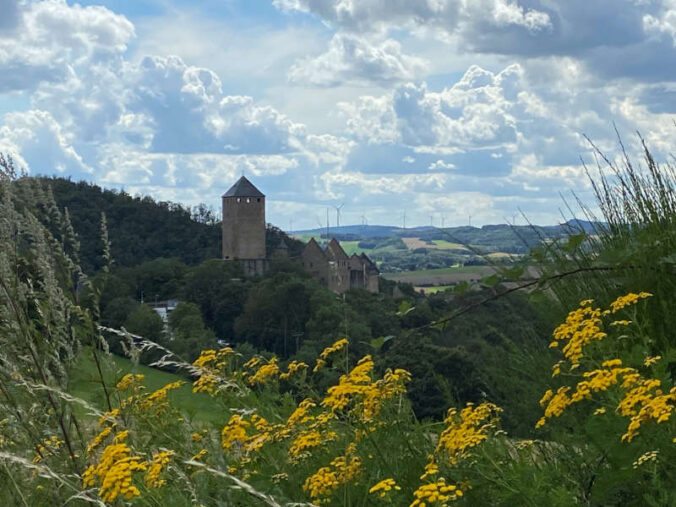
0,1,675,229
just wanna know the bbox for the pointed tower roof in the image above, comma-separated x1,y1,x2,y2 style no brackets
223,176,265,198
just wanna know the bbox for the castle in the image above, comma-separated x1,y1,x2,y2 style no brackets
222,176,379,293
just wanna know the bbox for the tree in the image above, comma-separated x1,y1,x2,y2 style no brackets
124,304,165,344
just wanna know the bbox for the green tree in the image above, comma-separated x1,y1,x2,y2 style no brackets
124,304,165,344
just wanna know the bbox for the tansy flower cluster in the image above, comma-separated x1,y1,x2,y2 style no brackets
248,357,279,386
82,431,147,503
435,402,502,465
410,478,463,506
280,360,308,380
313,338,348,372
302,444,362,502
369,478,401,498
539,292,675,443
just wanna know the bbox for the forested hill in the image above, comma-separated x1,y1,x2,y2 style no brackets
43,177,221,272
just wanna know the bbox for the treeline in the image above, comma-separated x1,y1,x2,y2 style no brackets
36,177,303,272
93,251,553,436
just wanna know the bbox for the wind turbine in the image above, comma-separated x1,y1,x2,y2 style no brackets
333,203,344,229
402,211,407,230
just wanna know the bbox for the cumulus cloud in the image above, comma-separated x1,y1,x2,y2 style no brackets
340,65,523,152
0,0,134,92
0,109,90,175
274,0,551,35
288,33,427,86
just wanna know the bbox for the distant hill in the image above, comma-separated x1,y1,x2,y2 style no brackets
293,219,603,253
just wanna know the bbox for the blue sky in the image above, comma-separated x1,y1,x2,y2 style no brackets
1,1,675,229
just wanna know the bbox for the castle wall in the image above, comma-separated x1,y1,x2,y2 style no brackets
222,195,266,260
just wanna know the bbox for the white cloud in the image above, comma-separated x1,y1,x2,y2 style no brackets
0,0,134,92
288,33,427,86
274,0,551,35
0,109,90,174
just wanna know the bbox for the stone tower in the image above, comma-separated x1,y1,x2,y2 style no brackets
222,176,267,276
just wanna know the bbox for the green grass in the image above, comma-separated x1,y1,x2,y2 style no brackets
416,285,454,294
68,348,223,424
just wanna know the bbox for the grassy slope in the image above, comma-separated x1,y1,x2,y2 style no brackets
68,348,223,424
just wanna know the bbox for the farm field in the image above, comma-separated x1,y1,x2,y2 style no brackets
383,265,496,286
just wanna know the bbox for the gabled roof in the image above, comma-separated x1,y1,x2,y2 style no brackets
303,237,326,259
326,238,349,261
223,176,265,198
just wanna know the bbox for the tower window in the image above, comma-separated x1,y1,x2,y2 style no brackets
257,198,261,202
246,198,251,203
237,198,241,203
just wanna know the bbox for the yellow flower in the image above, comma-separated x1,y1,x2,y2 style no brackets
593,407,606,415
644,355,661,367
410,478,463,506
191,432,203,442
320,338,349,361
303,445,361,501
369,478,401,498
146,450,174,488
221,414,250,451
115,373,144,391
633,450,658,468
609,292,652,313
280,360,309,381
248,357,280,386
435,402,501,465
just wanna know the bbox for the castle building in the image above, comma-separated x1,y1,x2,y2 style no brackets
222,176,267,276
301,238,379,293
221,177,379,292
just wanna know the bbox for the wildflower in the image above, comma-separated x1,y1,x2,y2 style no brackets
87,427,112,454
644,355,661,367
280,360,308,381
140,381,183,411
609,292,652,313
98,408,120,427
633,450,658,468
610,320,632,326
272,473,288,484
243,357,262,369
410,478,463,506
302,445,361,502
515,440,535,450
82,433,147,503
192,432,203,442
116,374,144,391
593,407,606,415
146,450,174,488
192,373,218,394
221,414,250,451
33,436,63,463
191,449,207,461
420,460,438,480
435,402,502,465
248,357,279,386
313,359,326,373
369,478,401,498
193,349,218,368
